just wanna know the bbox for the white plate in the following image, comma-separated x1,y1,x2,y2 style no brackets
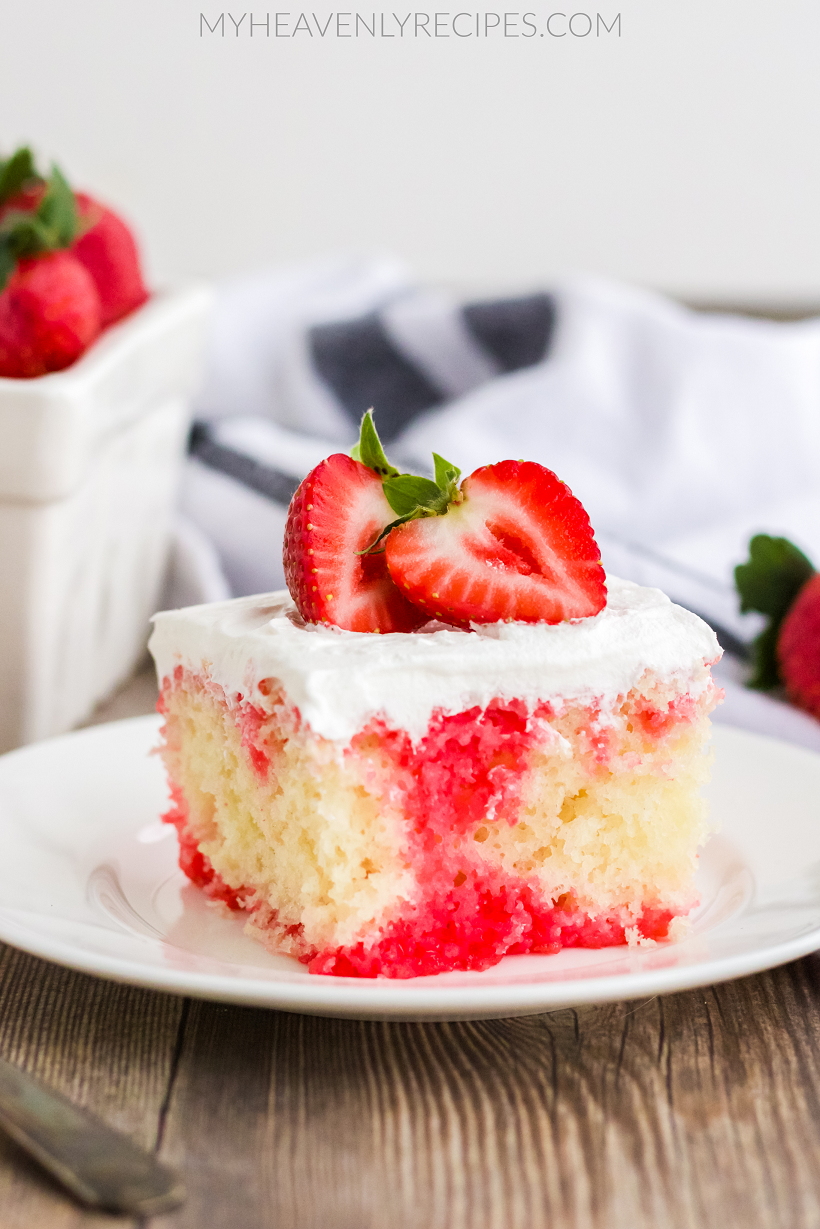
0,715,818,1020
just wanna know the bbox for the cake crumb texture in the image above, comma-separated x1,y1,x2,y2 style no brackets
157,664,719,978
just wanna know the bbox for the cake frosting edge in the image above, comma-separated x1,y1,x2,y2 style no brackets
149,576,721,744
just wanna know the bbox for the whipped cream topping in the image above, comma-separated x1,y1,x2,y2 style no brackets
149,577,720,743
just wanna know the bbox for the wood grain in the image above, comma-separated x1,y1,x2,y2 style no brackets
149,955,820,1229
1,944,820,1227
0,945,183,1227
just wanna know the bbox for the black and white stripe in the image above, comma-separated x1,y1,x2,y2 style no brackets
188,422,301,506
310,292,556,442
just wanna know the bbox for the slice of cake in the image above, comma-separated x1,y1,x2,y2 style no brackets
150,579,721,978
150,414,722,978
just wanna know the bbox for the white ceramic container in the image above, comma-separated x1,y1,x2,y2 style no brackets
0,285,212,752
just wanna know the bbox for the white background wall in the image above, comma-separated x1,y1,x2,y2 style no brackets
1,0,820,302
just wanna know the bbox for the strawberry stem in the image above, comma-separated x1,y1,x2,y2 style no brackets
0,162,78,293
351,408,464,555
0,146,41,207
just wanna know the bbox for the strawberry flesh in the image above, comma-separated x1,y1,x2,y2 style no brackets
0,251,102,378
384,460,606,625
284,454,427,633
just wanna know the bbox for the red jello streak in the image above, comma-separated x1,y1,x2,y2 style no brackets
160,677,679,978
633,692,699,739
161,780,248,911
308,700,675,977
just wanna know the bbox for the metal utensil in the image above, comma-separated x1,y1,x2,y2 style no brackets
0,1055,185,1215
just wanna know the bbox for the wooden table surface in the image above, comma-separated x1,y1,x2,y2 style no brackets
0,667,818,1228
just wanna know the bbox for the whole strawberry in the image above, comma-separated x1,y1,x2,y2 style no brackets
0,251,101,378
735,534,820,716
73,192,149,326
777,573,820,717
0,161,102,378
0,147,149,347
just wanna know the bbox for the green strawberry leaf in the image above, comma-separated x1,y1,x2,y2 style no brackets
432,452,461,488
735,534,814,618
0,147,40,206
37,165,78,249
351,409,399,478
351,408,465,554
747,622,782,691
382,474,443,517
0,210,49,254
734,534,815,690
359,465,464,555
0,243,15,293
0,212,52,290
0,163,79,292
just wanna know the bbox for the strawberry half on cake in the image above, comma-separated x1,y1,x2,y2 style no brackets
150,414,722,978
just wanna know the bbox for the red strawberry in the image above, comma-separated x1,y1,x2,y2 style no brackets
777,572,820,718
0,251,102,378
284,453,427,633
72,192,149,326
0,149,148,330
0,159,104,376
384,460,607,625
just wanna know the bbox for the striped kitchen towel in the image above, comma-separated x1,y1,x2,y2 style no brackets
172,265,820,754
192,253,556,444
181,419,820,756
305,289,556,442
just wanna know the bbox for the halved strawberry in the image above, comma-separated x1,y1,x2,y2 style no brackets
283,451,427,633
383,460,607,625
